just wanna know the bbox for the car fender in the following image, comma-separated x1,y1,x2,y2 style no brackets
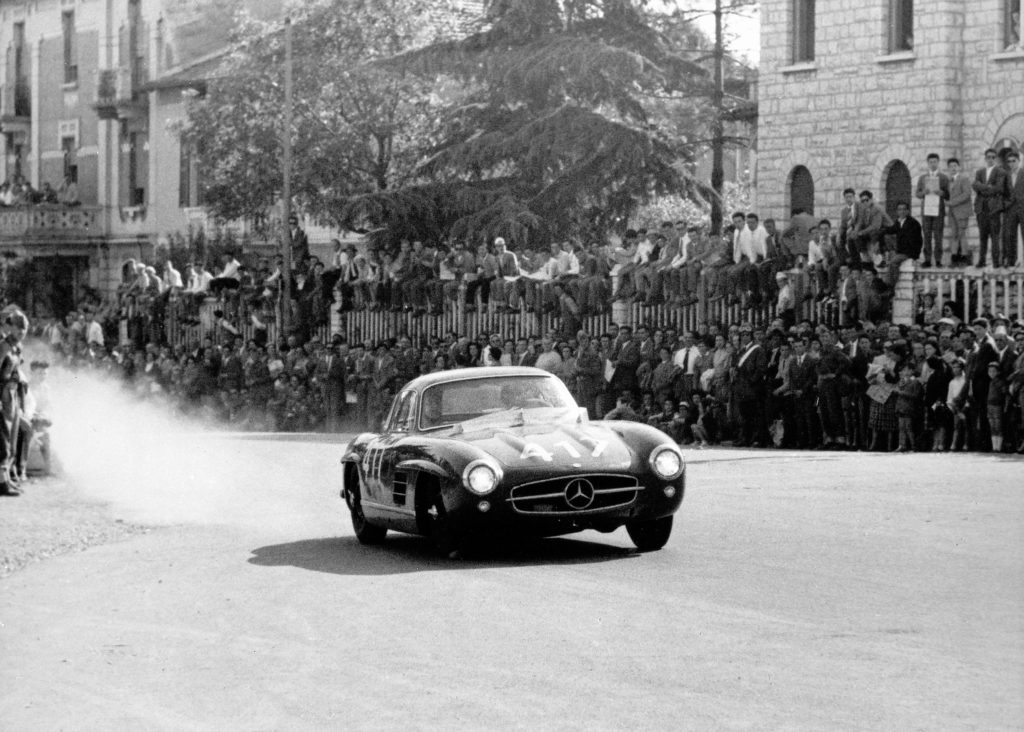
600,420,680,454
396,458,451,481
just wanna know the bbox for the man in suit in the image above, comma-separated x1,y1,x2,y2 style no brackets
837,188,859,262
851,191,893,263
786,336,819,448
609,325,641,401
1001,150,1023,269
731,326,768,447
965,318,998,450
946,157,974,266
972,148,1008,268
815,329,851,449
914,153,951,267
324,340,349,430
883,201,924,285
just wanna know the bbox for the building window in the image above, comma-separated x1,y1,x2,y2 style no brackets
884,160,912,221
178,143,206,208
121,123,148,207
178,145,190,208
9,22,30,117
887,0,913,52
1007,0,1022,50
62,11,78,84
792,0,815,62
61,136,77,183
790,165,815,216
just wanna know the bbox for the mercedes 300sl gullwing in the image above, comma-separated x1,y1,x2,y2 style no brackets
340,366,685,556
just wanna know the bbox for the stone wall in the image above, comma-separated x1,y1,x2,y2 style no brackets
757,0,1024,249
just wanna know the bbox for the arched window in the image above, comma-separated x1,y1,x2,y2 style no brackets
790,165,814,216
884,160,912,221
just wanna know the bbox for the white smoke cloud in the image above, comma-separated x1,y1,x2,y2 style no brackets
42,361,345,533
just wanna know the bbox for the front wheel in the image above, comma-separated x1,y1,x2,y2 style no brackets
626,516,673,551
424,492,461,558
347,486,387,545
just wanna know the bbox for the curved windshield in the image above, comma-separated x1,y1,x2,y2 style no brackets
418,375,576,431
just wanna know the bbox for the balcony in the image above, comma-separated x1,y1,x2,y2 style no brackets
0,205,106,242
0,79,32,136
95,64,148,121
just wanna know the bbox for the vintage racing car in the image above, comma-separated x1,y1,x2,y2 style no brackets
340,367,685,555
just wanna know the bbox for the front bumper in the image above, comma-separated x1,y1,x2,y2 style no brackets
444,469,685,537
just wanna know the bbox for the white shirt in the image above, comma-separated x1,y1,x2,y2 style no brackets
807,239,824,267
946,374,966,408
219,259,241,280
483,345,502,367
733,225,768,264
559,250,580,276
632,239,655,266
776,283,794,311
672,346,699,375
188,270,212,294
669,234,691,268
86,320,104,347
165,266,184,289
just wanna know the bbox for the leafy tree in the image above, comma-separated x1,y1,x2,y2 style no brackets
343,0,719,246
179,0,454,229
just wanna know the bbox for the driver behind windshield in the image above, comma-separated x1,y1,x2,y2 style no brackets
499,380,555,409
421,388,443,428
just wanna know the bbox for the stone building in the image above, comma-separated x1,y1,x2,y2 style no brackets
756,0,1024,257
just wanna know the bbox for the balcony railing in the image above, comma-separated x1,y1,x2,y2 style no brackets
0,205,105,240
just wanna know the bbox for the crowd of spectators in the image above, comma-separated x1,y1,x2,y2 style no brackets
30,147,1024,453
38,302,1024,455
0,173,80,207
103,145,1024,351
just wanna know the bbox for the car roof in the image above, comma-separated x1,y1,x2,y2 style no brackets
404,366,555,392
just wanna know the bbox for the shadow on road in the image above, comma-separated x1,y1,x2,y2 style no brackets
248,534,637,575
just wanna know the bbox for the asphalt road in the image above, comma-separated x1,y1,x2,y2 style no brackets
1,416,1022,729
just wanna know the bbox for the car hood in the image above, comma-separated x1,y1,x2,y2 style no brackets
455,421,636,471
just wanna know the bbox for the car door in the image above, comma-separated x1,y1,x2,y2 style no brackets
361,390,416,523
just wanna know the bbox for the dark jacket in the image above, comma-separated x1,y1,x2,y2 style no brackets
885,216,923,259
973,166,1008,215
732,343,768,402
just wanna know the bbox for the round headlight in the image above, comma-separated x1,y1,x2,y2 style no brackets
463,460,501,495
650,446,683,480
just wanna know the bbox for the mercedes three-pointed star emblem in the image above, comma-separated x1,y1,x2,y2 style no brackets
564,478,595,510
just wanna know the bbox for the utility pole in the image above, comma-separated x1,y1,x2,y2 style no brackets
280,16,293,334
710,0,725,235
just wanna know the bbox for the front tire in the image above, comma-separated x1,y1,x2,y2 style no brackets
626,516,673,551
423,491,461,558
346,484,387,545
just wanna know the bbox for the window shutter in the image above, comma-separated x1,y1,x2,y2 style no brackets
118,23,129,69
5,43,13,91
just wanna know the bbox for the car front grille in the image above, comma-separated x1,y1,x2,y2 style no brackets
507,474,641,515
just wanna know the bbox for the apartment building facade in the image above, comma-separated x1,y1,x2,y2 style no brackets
0,0,281,318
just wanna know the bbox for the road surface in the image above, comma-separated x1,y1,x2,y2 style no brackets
0,382,1021,729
